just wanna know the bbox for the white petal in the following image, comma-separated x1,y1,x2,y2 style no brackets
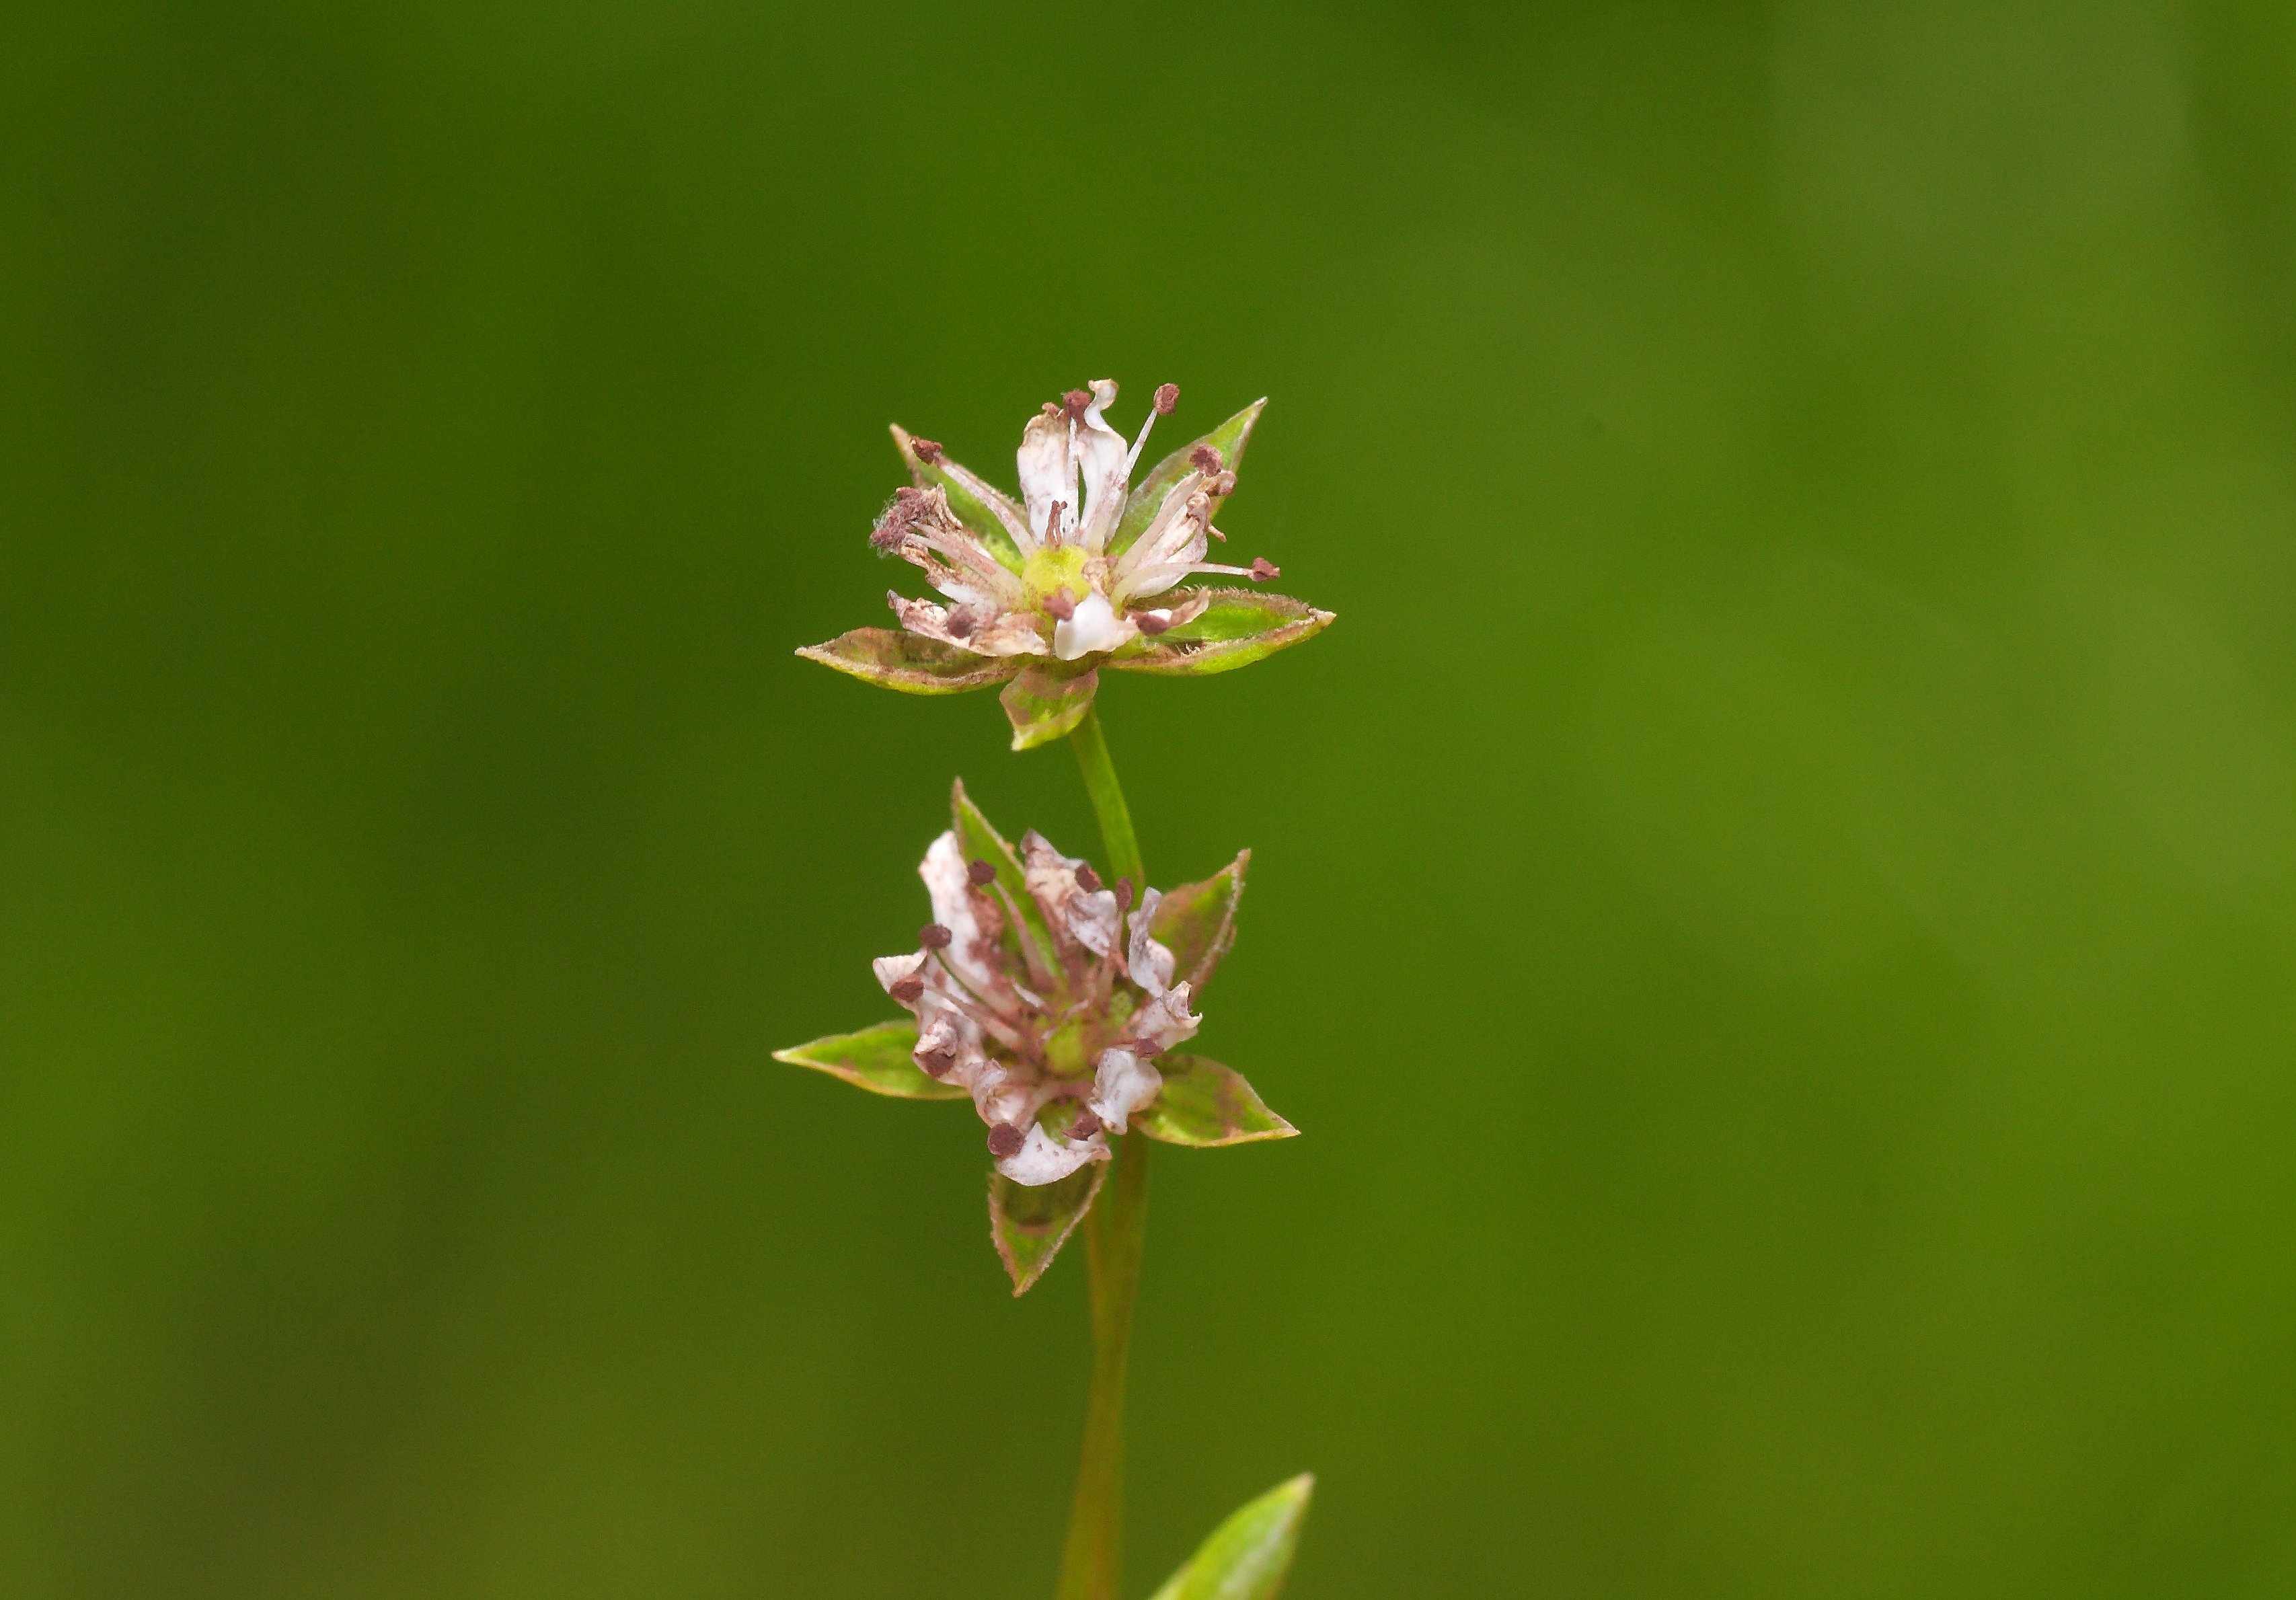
1125,890,1176,996
1016,410,1076,544
1075,380,1132,553
872,952,927,997
995,1122,1110,1186
1124,979,1200,1054
920,831,1002,993
965,611,1052,657
1022,831,1120,957
964,1060,1034,1127
1111,480,1208,600
1053,591,1135,660
1086,1048,1163,1134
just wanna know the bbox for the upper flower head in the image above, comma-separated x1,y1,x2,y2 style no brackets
799,382,1334,750
774,782,1295,1292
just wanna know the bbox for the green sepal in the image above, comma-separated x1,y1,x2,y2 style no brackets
771,1020,968,1100
1147,1473,1315,1600
1135,1055,1297,1147
950,778,1061,985
1152,850,1248,994
797,629,1020,694
1112,398,1266,560
1107,591,1334,677
1000,663,1100,751
989,1160,1106,1295
890,424,1026,574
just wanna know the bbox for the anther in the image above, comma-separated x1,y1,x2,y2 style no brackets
1115,879,1136,914
1153,383,1179,415
916,1045,958,1079
967,859,997,887
1075,863,1103,893
945,609,975,638
1069,1110,1103,1140
1210,471,1237,496
919,923,954,950
987,1122,1026,1159
890,976,925,1003
1250,556,1282,581
1190,445,1225,473
1062,389,1092,419
912,437,945,463
1135,611,1171,636
1042,591,1076,621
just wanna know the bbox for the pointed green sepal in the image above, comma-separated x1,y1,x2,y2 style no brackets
1147,1473,1315,1600
1112,397,1267,560
989,1160,1106,1295
1107,591,1333,677
1000,663,1100,750
1135,1055,1297,1147
891,424,1026,574
1152,849,1248,994
798,629,1020,694
772,1020,968,1100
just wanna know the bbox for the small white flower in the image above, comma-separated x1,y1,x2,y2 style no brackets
874,822,1202,1187
871,381,1285,662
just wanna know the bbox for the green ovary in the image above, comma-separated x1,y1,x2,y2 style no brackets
1022,545,1090,608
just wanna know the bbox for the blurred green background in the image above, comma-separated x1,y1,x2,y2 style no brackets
7,2,2294,1595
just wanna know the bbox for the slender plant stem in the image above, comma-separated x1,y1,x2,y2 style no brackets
1067,704,1145,891
1055,704,1152,1600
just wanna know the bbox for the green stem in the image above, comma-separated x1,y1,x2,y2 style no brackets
1067,704,1145,892
1055,704,1151,1600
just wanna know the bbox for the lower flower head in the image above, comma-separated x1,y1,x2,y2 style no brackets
874,826,1199,1186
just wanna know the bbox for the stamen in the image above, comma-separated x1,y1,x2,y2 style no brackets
1044,500,1068,547
1062,389,1092,420
1115,879,1135,915
919,923,954,950
1069,1110,1103,1140
1209,471,1237,496
911,438,946,463
967,859,997,888
1075,863,1103,893
1250,556,1281,581
1190,445,1225,473
890,976,925,1004
987,1122,1026,1159
1128,385,1176,473
1135,611,1171,636
1042,591,1076,621
916,1044,958,1079
945,608,976,638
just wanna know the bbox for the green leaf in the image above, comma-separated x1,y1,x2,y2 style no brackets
797,628,1019,694
1112,398,1266,560
1152,850,1248,994
772,1020,968,1100
1000,663,1100,751
989,1161,1106,1295
1147,1474,1315,1600
1134,1055,1297,1147
950,778,1061,985
890,424,1026,574
1107,591,1334,677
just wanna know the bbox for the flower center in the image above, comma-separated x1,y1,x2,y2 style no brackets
1022,545,1091,611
